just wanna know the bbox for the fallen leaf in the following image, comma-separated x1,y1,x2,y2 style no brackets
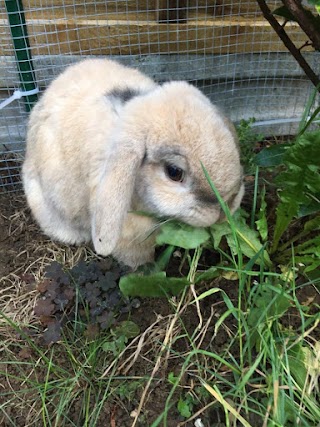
18,347,32,359
37,279,51,294
43,322,62,345
34,299,55,317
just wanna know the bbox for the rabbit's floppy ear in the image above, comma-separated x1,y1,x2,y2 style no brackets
91,134,145,256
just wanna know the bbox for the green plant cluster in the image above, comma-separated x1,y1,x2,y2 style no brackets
119,104,320,426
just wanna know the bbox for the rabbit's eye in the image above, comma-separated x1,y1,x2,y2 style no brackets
165,164,185,182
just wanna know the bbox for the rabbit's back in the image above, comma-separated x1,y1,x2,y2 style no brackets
22,59,156,245
45,58,156,100
24,58,156,195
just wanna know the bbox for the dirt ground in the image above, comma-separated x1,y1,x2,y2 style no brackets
0,191,319,427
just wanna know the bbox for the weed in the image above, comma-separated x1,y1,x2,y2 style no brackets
102,320,140,356
254,132,320,273
177,393,196,418
236,118,264,173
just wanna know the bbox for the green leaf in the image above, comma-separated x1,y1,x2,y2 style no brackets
211,210,271,266
168,372,179,385
295,235,320,253
156,221,210,249
255,144,289,167
247,283,292,349
236,118,264,173
296,256,320,273
298,105,320,137
226,230,270,266
177,397,192,418
298,199,320,217
195,267,219,283
102,335,127,356
155,246,175,271
287,344,308,389
112,321,140,339
133,246,175,276
102,341,118,356
273,6,297,21
119,271,190,297
303,215,320,232
272,202,298,253
210,221,231,248
298,86,320,134
294,235,320,272
273,4,320,28
255,185,268,241
307,0,320,7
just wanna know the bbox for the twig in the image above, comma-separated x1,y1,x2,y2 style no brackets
256,0,320,92
281,0,320,51
298,40,313,51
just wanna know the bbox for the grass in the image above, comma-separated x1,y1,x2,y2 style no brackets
169,249,318,426
0,309,154,426
0,258,319,426
0,116,320,425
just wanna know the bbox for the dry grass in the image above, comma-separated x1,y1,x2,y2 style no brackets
0,193,98,330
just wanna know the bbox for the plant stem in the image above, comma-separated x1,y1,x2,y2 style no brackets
251,166,260,229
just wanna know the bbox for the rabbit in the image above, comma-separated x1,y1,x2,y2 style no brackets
22,58,244,268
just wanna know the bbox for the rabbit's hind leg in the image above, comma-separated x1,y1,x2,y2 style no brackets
24,176,90,246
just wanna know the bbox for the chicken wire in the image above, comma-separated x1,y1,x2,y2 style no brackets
1,0,319,190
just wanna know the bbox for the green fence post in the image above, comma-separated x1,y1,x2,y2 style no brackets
5,0,38,111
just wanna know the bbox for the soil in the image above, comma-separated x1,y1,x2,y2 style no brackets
0,191,319,427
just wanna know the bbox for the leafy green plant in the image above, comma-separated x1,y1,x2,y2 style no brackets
120,208,273,299
119,271,190,298
247,279,292,350
255,131,320,271
211,209,271,267
114,379,143,401
255,185,268,242
177,394,196,418
156,221,210,249
251,85,320,274
34,260,138,343
167,372,179,385
102,320,140,356
272,132,320,251
119,222,208,297
236,118,264,173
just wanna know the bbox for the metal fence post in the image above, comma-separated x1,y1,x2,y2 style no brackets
5,0,38,111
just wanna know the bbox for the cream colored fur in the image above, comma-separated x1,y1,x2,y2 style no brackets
23,58,244,267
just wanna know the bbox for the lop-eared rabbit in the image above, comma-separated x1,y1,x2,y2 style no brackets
23,59,244,267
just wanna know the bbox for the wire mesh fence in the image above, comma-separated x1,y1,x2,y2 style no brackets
1,0,319,190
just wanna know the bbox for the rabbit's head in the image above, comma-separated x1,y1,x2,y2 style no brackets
92,82,244,255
